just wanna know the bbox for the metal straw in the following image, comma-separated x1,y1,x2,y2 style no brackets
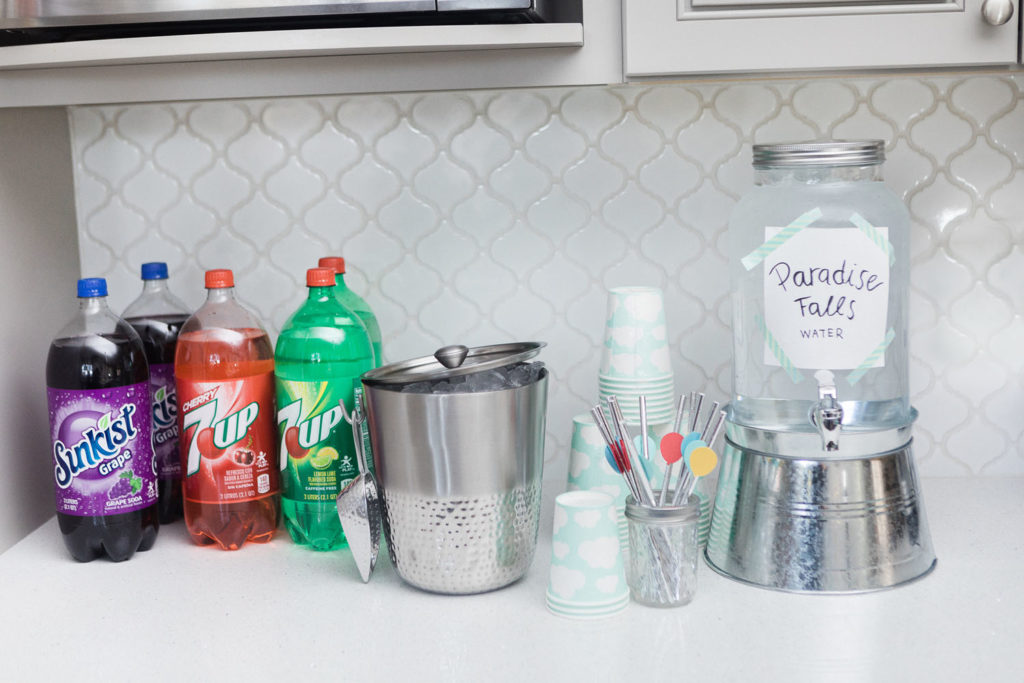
671,392,704,498
590,405,641,501
690,392,704,433
659,394,688,506
706,411,726,447
673,409,726,506
639,394,650,477
673,394,688,435
608,397,655,506
700,401,720,441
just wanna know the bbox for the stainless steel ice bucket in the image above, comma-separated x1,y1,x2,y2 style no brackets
361,346,547,594
705,415,936,593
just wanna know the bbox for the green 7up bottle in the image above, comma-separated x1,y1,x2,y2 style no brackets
275,268,375,551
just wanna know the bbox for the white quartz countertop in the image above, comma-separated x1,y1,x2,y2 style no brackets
1,477,1021,682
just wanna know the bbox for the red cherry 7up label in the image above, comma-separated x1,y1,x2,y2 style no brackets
177,372,279,504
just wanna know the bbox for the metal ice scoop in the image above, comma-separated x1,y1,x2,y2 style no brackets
336,388,381,583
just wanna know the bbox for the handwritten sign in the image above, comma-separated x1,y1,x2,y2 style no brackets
762,226,890,370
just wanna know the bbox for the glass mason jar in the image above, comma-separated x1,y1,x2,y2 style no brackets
625,494,700,608
728,141,911,441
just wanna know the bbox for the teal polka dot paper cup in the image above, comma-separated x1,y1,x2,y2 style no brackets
599,286,672,380
546,491,629,619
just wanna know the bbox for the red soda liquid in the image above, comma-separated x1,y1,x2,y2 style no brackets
175,326,280,550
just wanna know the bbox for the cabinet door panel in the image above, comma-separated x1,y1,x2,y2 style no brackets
625,0,1019,76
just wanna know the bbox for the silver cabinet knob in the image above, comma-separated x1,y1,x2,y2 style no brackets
981,0,1014,25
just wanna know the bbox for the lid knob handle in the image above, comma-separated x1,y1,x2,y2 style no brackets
434,344,469,369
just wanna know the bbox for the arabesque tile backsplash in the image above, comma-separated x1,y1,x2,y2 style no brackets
69,72,1024,477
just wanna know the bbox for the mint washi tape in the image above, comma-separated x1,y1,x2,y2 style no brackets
755,313,804,384
741,207,823,271
846,327,896,386
850,212,895,266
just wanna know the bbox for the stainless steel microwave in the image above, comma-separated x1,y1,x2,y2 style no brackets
0,0,579,44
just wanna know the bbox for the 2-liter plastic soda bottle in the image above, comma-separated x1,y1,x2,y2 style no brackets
46,277,159,561
275,267,375,550
318,256,382,365
174,269,280,550
123,262,191,523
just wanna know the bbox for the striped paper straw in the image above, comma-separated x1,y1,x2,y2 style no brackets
847,327,897,385
850,212,895,266
755,313,804,384
741,207,823,271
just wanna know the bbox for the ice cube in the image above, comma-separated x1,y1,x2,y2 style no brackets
507,361,544,387
507,363,531,387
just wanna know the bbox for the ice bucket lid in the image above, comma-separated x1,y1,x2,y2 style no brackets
361,341,545,385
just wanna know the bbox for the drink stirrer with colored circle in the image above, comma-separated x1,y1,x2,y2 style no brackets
670,392,706,500
590,405,641,502
608,396,656,506
674,412,716,503
658,394,689,505
673,411,726,507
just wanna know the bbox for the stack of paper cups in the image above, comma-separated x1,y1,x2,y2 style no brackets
598,286,674,424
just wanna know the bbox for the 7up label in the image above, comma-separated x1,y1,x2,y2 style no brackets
176,372,278,505
275,379,356,504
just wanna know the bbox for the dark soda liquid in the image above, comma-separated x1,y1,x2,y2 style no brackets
128,314,187,364
46,333,159,562
127,314,188,523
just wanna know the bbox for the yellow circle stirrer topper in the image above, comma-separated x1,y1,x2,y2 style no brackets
687,446,718,478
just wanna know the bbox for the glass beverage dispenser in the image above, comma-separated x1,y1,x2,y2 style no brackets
706,141,936,592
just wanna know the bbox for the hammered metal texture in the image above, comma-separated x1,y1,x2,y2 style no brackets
68,73,1024,476
380,484,542,594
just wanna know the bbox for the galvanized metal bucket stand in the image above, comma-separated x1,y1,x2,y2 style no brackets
705,410,937,593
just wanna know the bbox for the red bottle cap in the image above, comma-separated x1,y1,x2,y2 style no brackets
318,256,346,274
307,267,335,287
205,269,234,289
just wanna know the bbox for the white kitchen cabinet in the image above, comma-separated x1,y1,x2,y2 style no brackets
624,0,1020,76
0,1,619,109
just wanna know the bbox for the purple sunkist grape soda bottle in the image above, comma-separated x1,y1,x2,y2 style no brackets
46,277,159,561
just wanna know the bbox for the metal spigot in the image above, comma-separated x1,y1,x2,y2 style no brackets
810,370,843,452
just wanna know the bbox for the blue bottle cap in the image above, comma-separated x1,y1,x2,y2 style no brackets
140,262,169,280
77,278,108,298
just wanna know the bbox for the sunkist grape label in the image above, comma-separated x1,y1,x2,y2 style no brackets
47,382,157,516
149,363,180,480
177,373,278,504
276,380,356,502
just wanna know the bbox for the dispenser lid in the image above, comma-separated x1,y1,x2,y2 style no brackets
752,140,885,168
361,342,545,385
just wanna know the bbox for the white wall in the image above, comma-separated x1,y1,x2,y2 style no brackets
68,74,1024,478
0,108,79,552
